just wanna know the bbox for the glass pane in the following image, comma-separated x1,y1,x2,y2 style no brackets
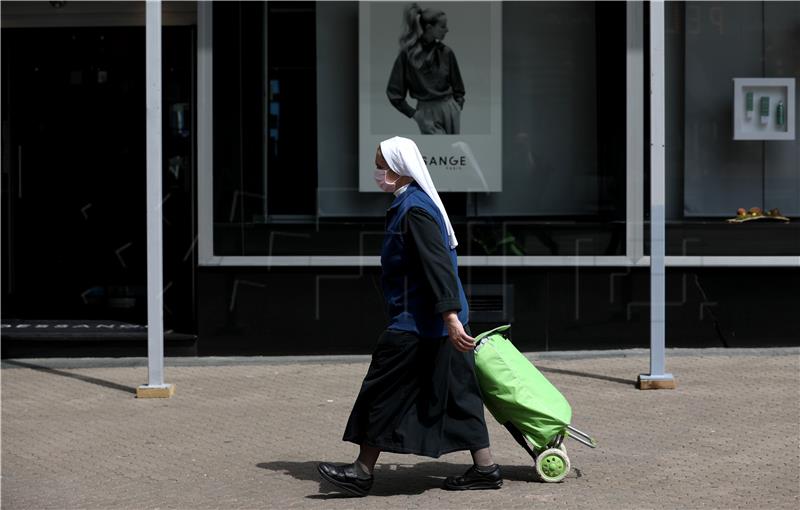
659,1,800,257
214,2,629,257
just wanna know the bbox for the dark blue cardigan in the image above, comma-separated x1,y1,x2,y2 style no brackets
380,182,469,337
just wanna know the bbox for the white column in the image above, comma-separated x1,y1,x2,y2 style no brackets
639,0,675,390
138,0,174,398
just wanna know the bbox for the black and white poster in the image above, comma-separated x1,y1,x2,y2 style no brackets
359,1,502,192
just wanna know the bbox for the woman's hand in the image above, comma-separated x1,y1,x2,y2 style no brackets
443,311,475,352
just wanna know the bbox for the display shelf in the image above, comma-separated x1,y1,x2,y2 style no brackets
733,78,795,140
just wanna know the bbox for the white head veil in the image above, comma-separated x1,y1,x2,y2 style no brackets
380,136,458,249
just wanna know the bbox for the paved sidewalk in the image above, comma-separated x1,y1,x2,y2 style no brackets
2,348,799,509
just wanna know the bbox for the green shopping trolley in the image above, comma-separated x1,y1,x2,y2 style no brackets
473,324,597,483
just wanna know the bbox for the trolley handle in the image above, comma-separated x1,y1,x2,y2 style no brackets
566,425,597,448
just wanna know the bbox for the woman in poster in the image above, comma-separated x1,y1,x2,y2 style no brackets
386,3,465,135
317,137,502,496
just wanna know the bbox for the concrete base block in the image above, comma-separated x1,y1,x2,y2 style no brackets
637,374,676,390
136,384,176,398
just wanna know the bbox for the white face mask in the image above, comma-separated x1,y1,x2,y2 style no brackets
373,169,400,193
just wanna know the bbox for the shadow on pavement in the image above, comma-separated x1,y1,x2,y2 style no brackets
538,366,636,387
2,359,136,394
258,460,573,498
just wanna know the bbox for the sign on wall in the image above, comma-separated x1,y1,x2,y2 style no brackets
358,2,502,192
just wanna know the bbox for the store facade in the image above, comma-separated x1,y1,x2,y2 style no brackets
2,1,798,357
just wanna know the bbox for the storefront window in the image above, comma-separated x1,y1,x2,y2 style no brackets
657,1,800,257
212,2,629,258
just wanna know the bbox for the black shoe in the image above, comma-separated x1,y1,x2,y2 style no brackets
443,464,503,491
317,462,373,497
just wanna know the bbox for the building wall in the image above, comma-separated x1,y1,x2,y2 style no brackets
3,2,797,359
196,266,800,355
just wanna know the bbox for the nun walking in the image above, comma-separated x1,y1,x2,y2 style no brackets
317,137,502,496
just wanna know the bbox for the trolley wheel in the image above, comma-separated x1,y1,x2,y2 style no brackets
535,448,570,483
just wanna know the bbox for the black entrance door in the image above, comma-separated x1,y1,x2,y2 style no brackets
1,26,196,355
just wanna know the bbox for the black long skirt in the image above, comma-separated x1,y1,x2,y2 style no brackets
342,326,490,458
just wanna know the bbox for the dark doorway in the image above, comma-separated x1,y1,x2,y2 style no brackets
1,26,197,356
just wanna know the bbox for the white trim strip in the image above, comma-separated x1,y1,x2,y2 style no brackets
627,1,645,264
662,256,800,267
198,2,215,266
